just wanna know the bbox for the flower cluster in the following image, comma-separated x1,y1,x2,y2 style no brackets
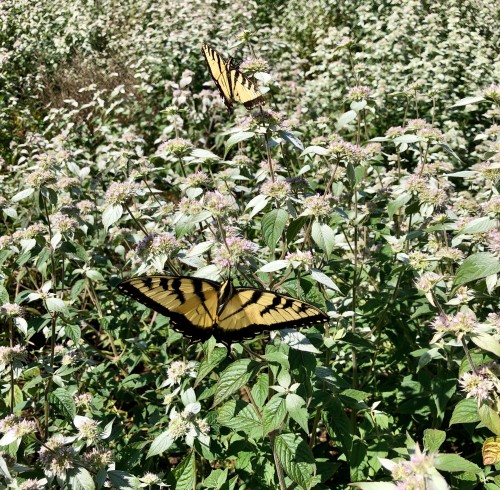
204,191,236,217
286,250,314,269
136,233,180,258
261,180,291,201
164,361,198,387
26,169,56,189
213,236,258,269
302,194,333,216
50,212,78,233
239,57,269,74
104,182,140,205
347,85,371,101
381,444,441,490
166,403,210,447
0,345,27,366
430,310,477,341
157,138,194,158
81,447,114,471
38,435,76,478
1,303,24,317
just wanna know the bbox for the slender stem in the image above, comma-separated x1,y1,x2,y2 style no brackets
461,337,479,376
124,203,148,235
263,131,276,183
269,432,287,490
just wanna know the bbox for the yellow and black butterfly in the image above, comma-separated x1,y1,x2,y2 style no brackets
118,275,328,346
201,43,265,111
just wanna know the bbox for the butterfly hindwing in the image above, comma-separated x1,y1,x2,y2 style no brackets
216,288,329,340
201,43,265,111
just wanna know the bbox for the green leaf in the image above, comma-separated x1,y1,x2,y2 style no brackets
458,217,499,235
451,95,485,107
218,400,263,437
107,470,137,489
203,468,228,489
311,222,335,257
170,452,196,490
224,131,255,157
471,333,500,357
310,268,340,291
275,433,316,489
479,404,500,435
449,398,480,425
102,204,123,230
195,348,227,385
48,388,76,420
286,393,309,433
434,453,481,474
423,429,446,452
262,209,288,252
68,467,95,490
280,130,304,151
454,252,500,286
213,359,258,407
300,145,329,157
11,188,34,202
336,110,357,129
147,431,174,458
350,484,397,489
387,193,411,218
64,324,81,344
46,297,67,313
262,395,287,435
251,373,269,410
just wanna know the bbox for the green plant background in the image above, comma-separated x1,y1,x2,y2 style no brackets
0,0,499,488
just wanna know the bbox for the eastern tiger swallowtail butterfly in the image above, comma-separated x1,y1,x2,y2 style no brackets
118,275,328,346
201,43,266,111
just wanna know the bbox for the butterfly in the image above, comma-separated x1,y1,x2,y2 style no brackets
118,275,328,347
201,43,265,111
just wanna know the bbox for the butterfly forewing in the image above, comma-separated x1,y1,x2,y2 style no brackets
118,276,219,330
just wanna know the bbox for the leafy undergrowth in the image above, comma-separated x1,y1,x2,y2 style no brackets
0,0,499,489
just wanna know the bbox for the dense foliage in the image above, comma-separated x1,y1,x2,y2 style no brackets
0,0,499,488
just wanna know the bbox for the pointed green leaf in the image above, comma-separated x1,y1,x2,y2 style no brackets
213,360,258,407
262,395,287,435
147,430,174,458
262,209,288,251
423,429,446,452
102,204,123,230
454,252,500,286
171,452,196,490
449,398,479,425
311,222,335,257
275,433,316,489
224,132,255,157
48,388,76,420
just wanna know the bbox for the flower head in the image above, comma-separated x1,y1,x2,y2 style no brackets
165,361,198,386
261,180,291,201
105,182,140,206
38,435,76,478
157,138,194,158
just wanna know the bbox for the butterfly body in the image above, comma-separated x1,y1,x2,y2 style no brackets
201,43,265,111
118,275,328,346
